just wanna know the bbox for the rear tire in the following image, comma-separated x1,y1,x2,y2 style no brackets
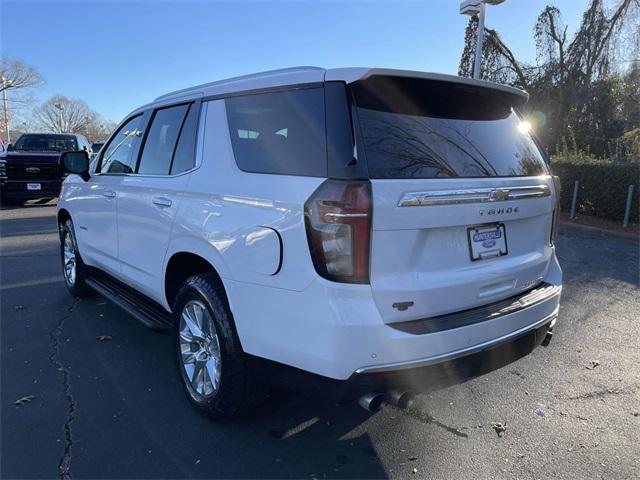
173,274,263,420
59,219,94,297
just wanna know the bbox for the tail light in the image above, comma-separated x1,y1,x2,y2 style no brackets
304,180,371,284
550,176,561,245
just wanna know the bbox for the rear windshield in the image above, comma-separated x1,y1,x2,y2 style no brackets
13,134,78,152
352,76,549,179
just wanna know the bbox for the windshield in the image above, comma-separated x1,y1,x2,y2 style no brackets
12,134,78,152
352,76,549,179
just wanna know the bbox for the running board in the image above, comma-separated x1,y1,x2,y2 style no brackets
86,276,173,333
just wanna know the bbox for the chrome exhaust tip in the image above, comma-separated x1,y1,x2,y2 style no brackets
358,392,386,412
387,390,415,409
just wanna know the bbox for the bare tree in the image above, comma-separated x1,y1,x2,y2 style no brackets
33,94,96,134
0,57,44,93
0,57,45,140
83,118,117,142
458,0,640,154
32,94,116,141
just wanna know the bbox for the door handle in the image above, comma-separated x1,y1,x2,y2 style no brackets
102,190,116,198
152,197,172,208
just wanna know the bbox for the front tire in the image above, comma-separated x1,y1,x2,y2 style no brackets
60,219,94,297
173,274,263,420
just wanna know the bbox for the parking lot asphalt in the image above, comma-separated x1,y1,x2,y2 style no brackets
1,201,639,479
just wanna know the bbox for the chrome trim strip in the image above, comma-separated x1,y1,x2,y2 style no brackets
354,305,559,374
324,212,368,218
398,184,551,207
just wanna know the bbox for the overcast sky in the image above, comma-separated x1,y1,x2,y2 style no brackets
2,0,588,122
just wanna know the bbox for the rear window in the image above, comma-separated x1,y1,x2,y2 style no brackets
13,134,78,152
352,76,549,179
225,88,327,176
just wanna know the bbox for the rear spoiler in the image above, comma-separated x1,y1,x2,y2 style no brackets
325,68,528,107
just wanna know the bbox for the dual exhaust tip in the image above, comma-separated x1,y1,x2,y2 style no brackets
358,390,415,412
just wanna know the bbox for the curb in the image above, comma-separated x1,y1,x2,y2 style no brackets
559,220,639,243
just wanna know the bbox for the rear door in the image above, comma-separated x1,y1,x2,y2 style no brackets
351,76,558,324
116,102,199,303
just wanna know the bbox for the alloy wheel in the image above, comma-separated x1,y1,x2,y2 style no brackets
179,300,222,397
63,231,76,286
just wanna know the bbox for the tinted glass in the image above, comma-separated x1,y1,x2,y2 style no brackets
225,88,326,176
100,115,144,174
352,77,548,178
171,104,199,174
13,134,77,152
138,104,189,175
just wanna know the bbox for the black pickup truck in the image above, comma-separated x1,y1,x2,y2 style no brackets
0,133,92,203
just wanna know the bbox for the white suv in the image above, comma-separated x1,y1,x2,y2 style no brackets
57,67,562,418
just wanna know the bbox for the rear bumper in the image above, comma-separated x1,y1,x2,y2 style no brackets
344,313,555,398
356,304,558,375
258,312,556,400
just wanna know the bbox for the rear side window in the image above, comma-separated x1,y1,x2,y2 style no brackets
138,104,189,175
352,76,549,179
225,88,327,176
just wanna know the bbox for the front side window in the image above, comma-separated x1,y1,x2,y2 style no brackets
138,104,189,175
225,87,327,176
99,115,144,174
352,77,549,179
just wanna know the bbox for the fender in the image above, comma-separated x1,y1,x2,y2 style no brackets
161,234,232,310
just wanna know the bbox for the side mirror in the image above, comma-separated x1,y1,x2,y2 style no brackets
60,150,90,181
6,144,13,151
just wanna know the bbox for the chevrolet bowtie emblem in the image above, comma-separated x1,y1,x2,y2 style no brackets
488,189,509,201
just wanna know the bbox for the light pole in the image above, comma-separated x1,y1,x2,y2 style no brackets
1,76,12,144
460,0,506,80
54,102,65,133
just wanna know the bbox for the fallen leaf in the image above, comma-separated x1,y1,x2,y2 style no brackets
15,395,35,406
492,421,507,437
96,335,112,341
586,360,600,370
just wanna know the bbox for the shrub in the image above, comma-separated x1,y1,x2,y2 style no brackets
550,153,639,224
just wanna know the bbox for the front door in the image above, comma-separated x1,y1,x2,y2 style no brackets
75,113,147,275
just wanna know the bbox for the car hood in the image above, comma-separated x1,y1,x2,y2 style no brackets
4,152,62,163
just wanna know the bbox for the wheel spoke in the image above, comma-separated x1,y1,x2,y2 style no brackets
179,328,195,343
205,358,218,390
180,347,196,365
182,310,204,340
192,362,205,394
